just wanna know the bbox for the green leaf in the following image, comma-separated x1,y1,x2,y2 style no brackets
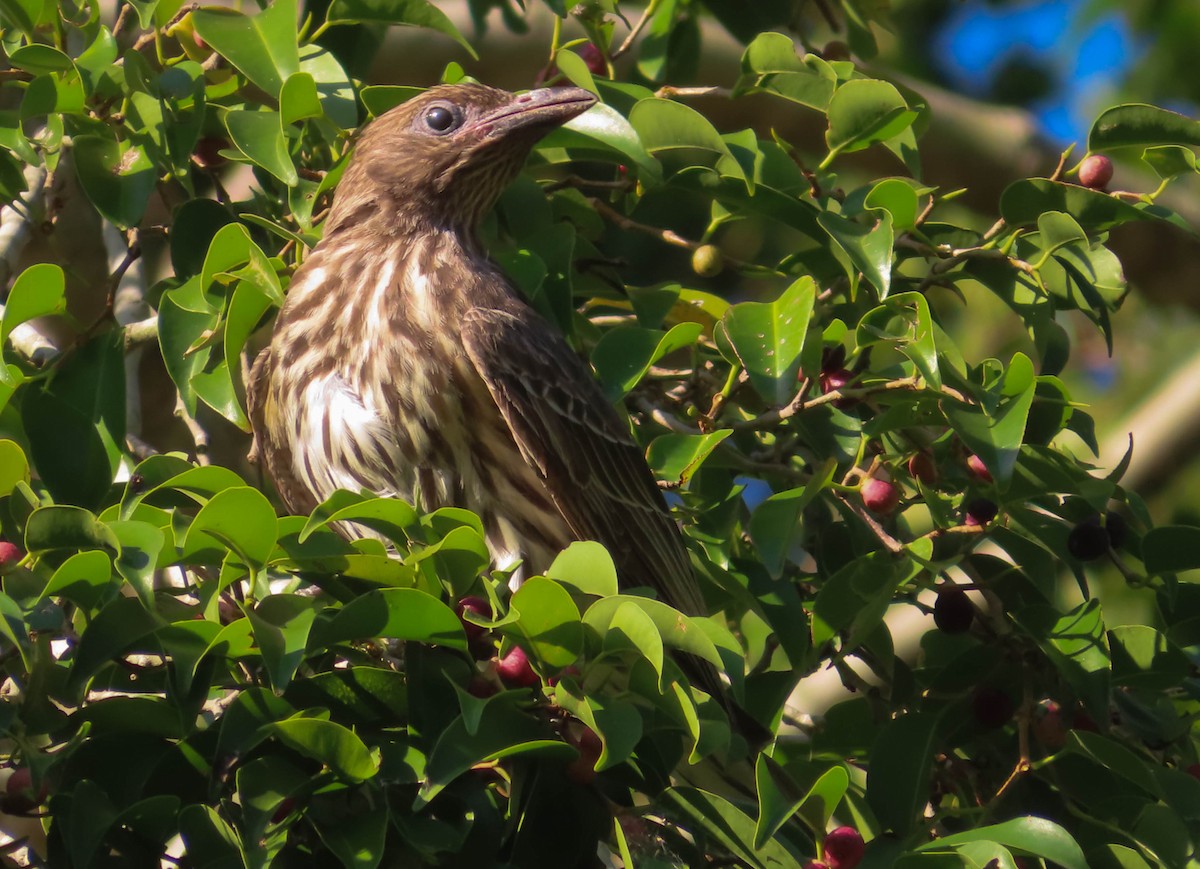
0,439,29,496
301,491,419,547
1143,525,1200,574
272,717,380,782
280,72,322,126
1017,600,1110,722
867,711,939,834
592,322,702,400
543,102,661,183
818,210,894,297
825,79,917,159
183,487,278,570
192,0,300,97
1108,625,1190,690
39,550,115,611
299,43,358,131
1000,178,1188,232
3,263,67,350
647,430,733,486
554,48,598,95
108,520,165,608
916,817,1087,869
749,459,836,578
717,275,816,404
944,354,1036,487
1089,103,1200,152
318,588,466,649
418,697,564,808
72,136,156,229
26,505,120,554
249,594,318,691
661,787,797,869
323,0,477,59
314,805,388,869
584,595,728,668
754,757,848,848
545,541,618,598
856,291,939,387
1141,144,1197,180
629,98,745,184
509,577,583,669
864,178,920,230
68,596,162,694
604,601,666,685
225,110,298,186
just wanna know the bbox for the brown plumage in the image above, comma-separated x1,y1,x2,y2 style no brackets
248,83,707,619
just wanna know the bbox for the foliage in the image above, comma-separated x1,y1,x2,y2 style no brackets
0,1,1197,867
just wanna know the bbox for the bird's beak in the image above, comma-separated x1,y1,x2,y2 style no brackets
475,87,598,139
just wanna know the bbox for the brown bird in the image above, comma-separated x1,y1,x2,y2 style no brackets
247,83,709,627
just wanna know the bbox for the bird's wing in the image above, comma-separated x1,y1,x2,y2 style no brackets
461,306,703,617
246,348,318,516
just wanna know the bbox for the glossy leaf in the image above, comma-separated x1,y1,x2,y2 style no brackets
192,0,300,97
718,275,816,404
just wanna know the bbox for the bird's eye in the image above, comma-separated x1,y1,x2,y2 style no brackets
424,106,459,134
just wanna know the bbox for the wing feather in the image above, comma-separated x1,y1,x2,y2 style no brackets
461,306,703,618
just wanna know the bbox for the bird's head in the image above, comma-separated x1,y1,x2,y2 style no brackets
336,83,597,230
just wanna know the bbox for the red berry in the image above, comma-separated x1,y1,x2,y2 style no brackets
932,587,974,634
467,675,498,698
455,596,490,641
4,768,47,814
576,43,607,77
496,646,539,688
964,497,997,527
819,368,856,408
547,664,580,687
908,453,937,486
1067,517,1109,561
972,686,1014,729
1185,764,1200,780
805,862,830,869
565,724,604,784
0,542,22,568
1078,154,1113,190
193,136,229,170
861,478,899,515
1033,700,1067,750
823,826,865,869
1072,710,1099,732
965,454,992,483
271,796,296,824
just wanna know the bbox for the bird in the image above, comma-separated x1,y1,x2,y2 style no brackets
247,83,752,735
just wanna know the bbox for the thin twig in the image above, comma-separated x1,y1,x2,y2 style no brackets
631,395,698,434
175,395,211,465
653,85,734,100
611,0,659,59
123,315,159,350
588,197,760,271
837,492,904,554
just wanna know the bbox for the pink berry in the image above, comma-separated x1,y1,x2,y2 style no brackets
965,454,992,483
823,826,865,869
576,43,607,77
455,596,490,641
908,453,937,486
1078,154,1113,190
805,862,830,869
566,725,603,784
819,368,857,409
861,478,899,515
1186,763,1200,780
0,542,23,568
496,646,539,688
